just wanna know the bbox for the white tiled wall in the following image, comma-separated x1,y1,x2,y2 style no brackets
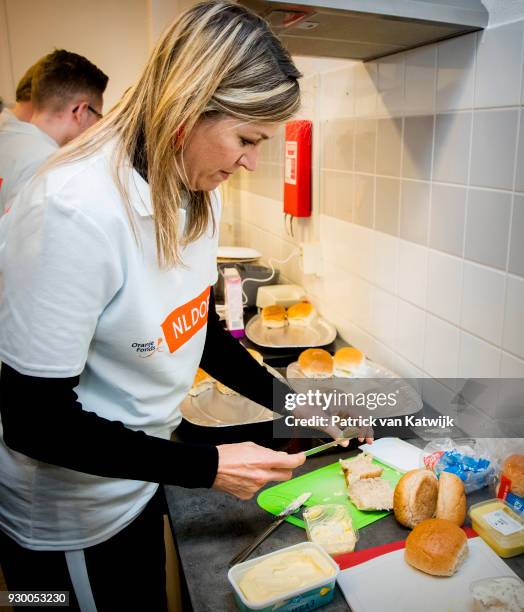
223,20,524,425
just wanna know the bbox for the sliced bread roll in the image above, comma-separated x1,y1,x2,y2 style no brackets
340,453,383,486
394,469,438,528
348,477,394,511
436,471,466,526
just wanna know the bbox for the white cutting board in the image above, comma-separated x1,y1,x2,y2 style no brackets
359,437,422,473
337,537,519,612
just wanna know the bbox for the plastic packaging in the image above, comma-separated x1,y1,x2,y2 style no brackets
468,499,524,558
470,576,524,611
223,267,245,338
215,264,281,307
303,504,358,556
492,452,524,516
422,438,496,493
228,542,338,612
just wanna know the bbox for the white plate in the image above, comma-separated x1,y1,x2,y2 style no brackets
358,437,423,473
337,537,520,612
245,315,337,348
217,246,261,260
180,365,283,427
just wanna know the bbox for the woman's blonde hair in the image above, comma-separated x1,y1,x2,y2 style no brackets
48,1,301,267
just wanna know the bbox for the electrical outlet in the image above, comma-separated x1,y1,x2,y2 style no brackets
300,242,323,276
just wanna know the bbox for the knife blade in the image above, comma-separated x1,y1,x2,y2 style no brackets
304,426,362,457
304,439,345,457
229,492,312,566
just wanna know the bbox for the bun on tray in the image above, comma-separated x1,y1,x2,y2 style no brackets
298,348,333,378
189,368,215,397
287,301,316,327
405,518,468,576
333,347,365,377
261,305,287,329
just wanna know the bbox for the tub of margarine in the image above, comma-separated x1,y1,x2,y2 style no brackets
228,542,339,611
469,499,524,558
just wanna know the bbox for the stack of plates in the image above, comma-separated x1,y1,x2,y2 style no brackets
217,246,261,263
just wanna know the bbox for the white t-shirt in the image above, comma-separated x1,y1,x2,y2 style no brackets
0,111,58,211
0,140,220,550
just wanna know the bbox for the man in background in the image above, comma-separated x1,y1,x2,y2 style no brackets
0,61,41,128
0,49,108,211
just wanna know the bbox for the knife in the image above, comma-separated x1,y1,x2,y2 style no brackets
229,491,312,567
304,438,347,457
304,426,362,457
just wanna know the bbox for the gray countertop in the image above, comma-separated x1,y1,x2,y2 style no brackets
165,441,524,612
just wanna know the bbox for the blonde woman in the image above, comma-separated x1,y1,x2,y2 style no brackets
0,2,306,609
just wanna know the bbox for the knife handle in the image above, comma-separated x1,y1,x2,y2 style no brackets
229,516,286,567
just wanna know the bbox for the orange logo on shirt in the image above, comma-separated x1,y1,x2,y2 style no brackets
161,286,210,353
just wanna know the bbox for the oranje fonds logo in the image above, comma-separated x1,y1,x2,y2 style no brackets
131,337,164,358
130,287,211,357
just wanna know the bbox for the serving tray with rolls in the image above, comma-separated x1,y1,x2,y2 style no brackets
245,301,337,348
285,347,423,419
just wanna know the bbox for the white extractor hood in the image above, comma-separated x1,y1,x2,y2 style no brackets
237,0,489,60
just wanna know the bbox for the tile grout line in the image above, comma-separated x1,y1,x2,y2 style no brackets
499,23,524,375
421,43,438,378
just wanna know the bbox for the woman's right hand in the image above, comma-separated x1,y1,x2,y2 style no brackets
212,442,305,500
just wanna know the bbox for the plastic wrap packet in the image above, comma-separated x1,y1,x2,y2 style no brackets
422,438,496,494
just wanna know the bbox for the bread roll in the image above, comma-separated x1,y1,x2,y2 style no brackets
261,304,287,329
501,454,524,497
394,469,438,528
436,472,466,526
405,518,468,576
348,477,394,511
298,348,333,378
287,301,316,327
340,453,383,486
189,368,215,396
216,381,239,396
333,347,365,377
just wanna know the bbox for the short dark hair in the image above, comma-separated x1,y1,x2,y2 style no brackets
15,62,40,102
32,49,108,111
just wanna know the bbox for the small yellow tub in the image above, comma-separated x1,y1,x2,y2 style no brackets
469,498,524,558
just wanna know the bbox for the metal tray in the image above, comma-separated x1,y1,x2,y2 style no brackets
286,359,422,418
245,314,337,348
286,359,397,380
180,365,283,427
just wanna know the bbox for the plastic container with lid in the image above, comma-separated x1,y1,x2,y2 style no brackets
303,504,358,557
468,499,524,558
228,541,339,612
470,576,524,612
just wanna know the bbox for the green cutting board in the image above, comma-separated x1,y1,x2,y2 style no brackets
257,456,403,530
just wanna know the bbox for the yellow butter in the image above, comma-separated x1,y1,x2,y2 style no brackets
469,499,524,558
238,547,336,604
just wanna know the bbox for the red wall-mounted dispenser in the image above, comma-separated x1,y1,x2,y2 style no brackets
284,120,312,218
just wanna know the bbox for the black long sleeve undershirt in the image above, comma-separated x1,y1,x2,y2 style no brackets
201,290,291,411
0,290,288,487
0,364,219,488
